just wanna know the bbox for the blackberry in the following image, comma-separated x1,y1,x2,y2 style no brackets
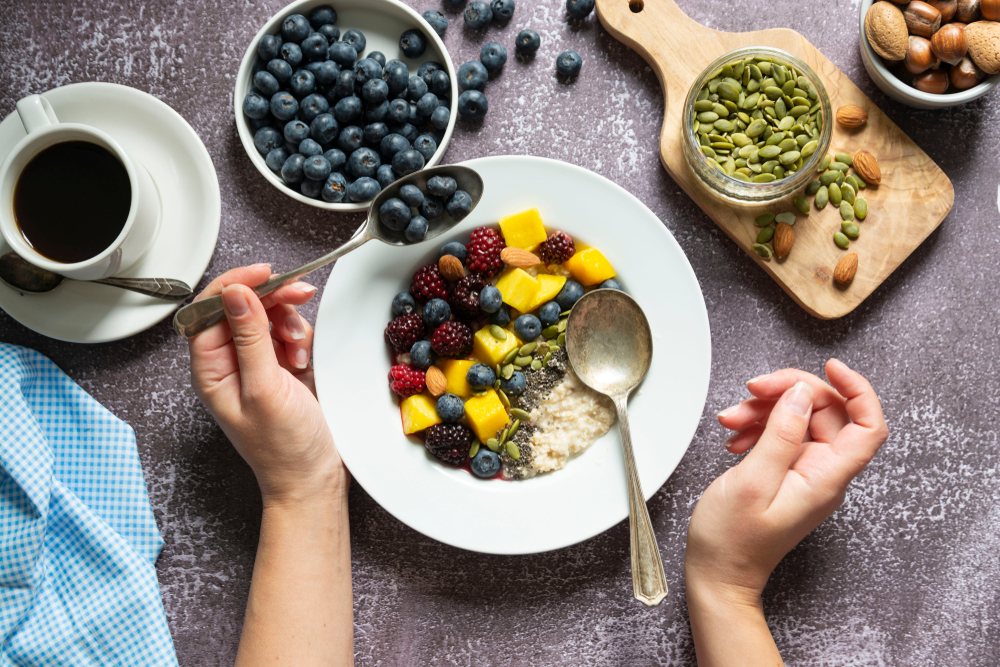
465,227,506,277
424,423,474,465
388,364,426,398
430,321,473,358
410,263,449,304
384,313,425,354
449,274,487,321
538,230,576,264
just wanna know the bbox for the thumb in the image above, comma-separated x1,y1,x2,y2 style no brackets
221,284,280,400
741,381,814,499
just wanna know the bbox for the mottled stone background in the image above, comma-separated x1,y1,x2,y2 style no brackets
2,0,999,664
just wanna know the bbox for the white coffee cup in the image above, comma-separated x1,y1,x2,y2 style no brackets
0,94,160,281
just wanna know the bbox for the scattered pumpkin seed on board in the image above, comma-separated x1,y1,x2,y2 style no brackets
815,185,829,209
775,212,796,225
755,212,775,226
840,201,855,221
829,182,842,207
793,195,810,214
855,198,868,219
834,232,850,249
842,221,860,239
757,226,775,243
752,243,773,259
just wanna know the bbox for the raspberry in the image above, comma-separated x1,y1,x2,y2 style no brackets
430,321,473,358
387,364,426,398
537,230,575,264
424,423,473,465
449,274,488,321
384,313,425,354
410,264,449,304
465,227,505,277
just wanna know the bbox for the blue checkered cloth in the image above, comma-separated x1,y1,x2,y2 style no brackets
0,343,177,666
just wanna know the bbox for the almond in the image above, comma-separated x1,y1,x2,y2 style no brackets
425,366,447,396
439,254,465,281
836,104,869,128
500,247,541,268
773,222,795,259
834,253,859,285
852,150,882,185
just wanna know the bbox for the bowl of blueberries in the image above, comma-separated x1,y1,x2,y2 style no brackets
236,0,459,210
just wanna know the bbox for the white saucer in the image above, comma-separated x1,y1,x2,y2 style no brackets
0,83,220,343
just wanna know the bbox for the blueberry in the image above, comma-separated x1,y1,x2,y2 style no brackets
464,1,493,29
258,34,283,62
436,394,465,423
376,164,396,189
412,134,438,162
386,98,410,125
489,305,511,327
392,122,419,144
299,93,329,123
253,126,283,154
327,42,358,67
416,93,439,117
332,69,356,99
500,370,526,395
423,9,448,35
283,140,300,155
408,103,421,125
309,5,337,29
599,278,623,291
322,172,348,202
347,177,381,202
317,24,340,44
337,126,364,153
243,91,270,119
479,286,502,313
538,301,561,326
405,215,429,242
399,184,425,207
439,242,467,262
341,29,366,55
280,153,306,183
249,116,273,131
315,61,341,88
380,197,412,231
420,195,445,219
457,90,488,120
323,148,346,172
281,14,311,43
265,147,289,171
301,33,329,61
267,58,294,84
289,69,316,97
444,0,465,6
300,178,323,198
310,113,339,143
354,58,383,87
362,78,389,104
466,363,497,388
333,96,363,124
392,148,425,176
395,29,425,60
365,101,389,123
422,298,451,327
407,75,429,102
299,138,323,157
470,448,501,478
430,106,450,131
303,155,332,180
280,42,303,67
446,190,473,220
270,92,298,120
368,51,386,67
555,280,584,309
557,50,583,77
380,133,410,159
348,146,380,178
492,0,516,23
363,122,389,144
393,292,418,317
426,175,458,198
253,71,280,96
284,119,310,143
566,0,595,19
515,29,541,56
383,60,410,97
514,314,542,340
409,339,434,368
480,42,508,73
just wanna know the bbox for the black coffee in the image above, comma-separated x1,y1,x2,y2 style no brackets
13,141,131,263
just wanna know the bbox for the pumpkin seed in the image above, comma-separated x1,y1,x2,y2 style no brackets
498,426,510,445
469,440,480,458
498,389,511,409
829,161,850,173
854,198,868,220
542,325,559,339
557,332,566,346
753,173,777,183
841,183,856,205
844,175,861,191
815,185,829,209
793,195,810,214
694,100,715,112
775,212,796,225
486,437,500,452
471,388,488,397
557,319,567,333
501,364,514,380
755,212,775,227
835,152,853,166
530,359,543,371
547,344,559,352
510,408,531,421
834,232,850,249
519,342,537,356
508,419,520,438
816,154,832,172
840,201,855,221
752,243,773,259
514,355,533,366
805,180,822,196
506,441,520,459
841,221,860,239
489,325,507,341
732,172,751,182
853,173,867,188
828,182,842,207
502,349,519,366
757,225,775,243
542,352,552,365
819,170,839,186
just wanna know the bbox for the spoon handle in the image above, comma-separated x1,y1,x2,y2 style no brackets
93,277,193,300
172,228,371,339
614,396,668,607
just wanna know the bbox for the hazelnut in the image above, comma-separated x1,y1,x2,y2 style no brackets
982,0,1000,19
956,0,981,22
866,1,910,60
914,68,951,92
928,0,959,21
949,55,987,87
906,35,941,72
904,1,944,37
965,20,1000,73
931,23,969,63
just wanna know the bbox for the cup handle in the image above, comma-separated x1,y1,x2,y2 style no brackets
15,95,58,135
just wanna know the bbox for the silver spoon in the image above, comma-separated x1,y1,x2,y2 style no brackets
0,252,193,300
172,164,485,339
565,288,667,607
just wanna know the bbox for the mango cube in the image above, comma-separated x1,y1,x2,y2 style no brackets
473,326,522,366
464,389,509,442
498,208,548,251
564,247,616,286
400,393,442,434
495,268,541,312
437,359,476,398
526,273,568,311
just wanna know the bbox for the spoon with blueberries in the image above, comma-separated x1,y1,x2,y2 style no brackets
172,165,484,339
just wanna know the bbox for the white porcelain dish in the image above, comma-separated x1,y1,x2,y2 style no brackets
313,156,712,554
234,0,459,212
859,0,999,109
0,83,220,343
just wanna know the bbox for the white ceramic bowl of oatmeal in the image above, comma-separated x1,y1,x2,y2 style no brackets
314,155,712,554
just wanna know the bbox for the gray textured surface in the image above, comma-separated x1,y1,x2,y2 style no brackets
2,0,999,664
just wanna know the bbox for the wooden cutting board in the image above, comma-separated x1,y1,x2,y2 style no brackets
595,0,954,319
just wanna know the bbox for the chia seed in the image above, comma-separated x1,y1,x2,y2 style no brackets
517,347,568,413
500,421,536,480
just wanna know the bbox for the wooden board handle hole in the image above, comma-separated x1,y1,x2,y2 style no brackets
629,0,644,12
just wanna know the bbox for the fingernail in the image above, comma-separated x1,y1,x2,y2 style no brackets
785,381,813,416
717,404,740,419
221,286,250,317
286,314,306,340
293,348,309,369
724,436,736,449
746,373,770,385
251,263,271,270
293,282,317,294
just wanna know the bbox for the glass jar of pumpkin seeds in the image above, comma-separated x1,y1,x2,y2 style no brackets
682,47,832,203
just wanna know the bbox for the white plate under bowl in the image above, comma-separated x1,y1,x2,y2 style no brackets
0,82,220,343
234,0,459,212
314,156,712,554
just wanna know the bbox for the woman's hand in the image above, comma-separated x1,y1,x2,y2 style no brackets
188,264,347,506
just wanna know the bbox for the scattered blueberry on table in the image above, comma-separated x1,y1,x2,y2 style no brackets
566,0,596,20
556,50,583,78
515,29,541,57
464,1,493,30
422,10,448,36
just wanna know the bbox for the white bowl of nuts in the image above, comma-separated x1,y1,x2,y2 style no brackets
859,0,1000,108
